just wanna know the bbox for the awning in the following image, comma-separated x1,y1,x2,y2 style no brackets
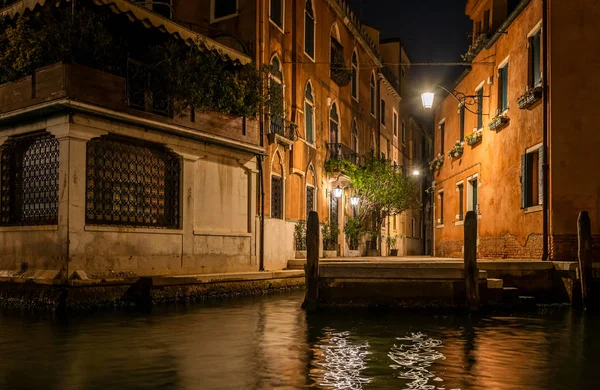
1,0,252,65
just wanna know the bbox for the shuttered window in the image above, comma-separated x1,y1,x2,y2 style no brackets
499,64,509,112
304,0,315,58
530,31,542,87
477,88,484,129
521,146,544,209
270,0,283,28
459,105,465,141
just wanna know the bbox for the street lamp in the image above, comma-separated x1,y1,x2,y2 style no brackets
421,85,488,115
350,195,361,206
333,185,343,199
397,165,421,177
412,169,421,177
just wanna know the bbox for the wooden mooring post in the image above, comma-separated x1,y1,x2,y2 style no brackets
464,211,479,311
302,211,320,312
578,211,593,309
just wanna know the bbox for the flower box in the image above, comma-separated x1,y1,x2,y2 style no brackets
447,141,464,159
461,34,490,63
517,86,543,109
489,114,509,131
429,154,444,171
466,130,483,146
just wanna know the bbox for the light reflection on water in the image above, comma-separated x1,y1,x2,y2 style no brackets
0,292,599,390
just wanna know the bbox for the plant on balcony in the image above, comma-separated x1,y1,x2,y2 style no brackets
517,85,543,109
429,154,444,171
324,159,359,176
294,220,306,251
489,113,510,131
465,130,483,146
448,140,464,159
461,33,490,63
344,217,363,251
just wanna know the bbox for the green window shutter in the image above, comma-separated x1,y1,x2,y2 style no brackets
538,146,544,205
521,154,528,209
501,65,509,111
459,105,465,141
532,32,541,86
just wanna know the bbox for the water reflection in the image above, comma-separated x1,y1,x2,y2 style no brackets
1,294,600,390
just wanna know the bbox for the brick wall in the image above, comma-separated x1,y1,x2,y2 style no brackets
549,234,600,261
437,233,543,259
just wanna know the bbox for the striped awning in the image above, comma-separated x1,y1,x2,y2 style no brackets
0,0,252,65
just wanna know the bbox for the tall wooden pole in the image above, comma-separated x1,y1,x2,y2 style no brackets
464,211,479,311
302,211,320,312
578,211,593,309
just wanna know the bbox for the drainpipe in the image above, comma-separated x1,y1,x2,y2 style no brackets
542,0,549,260
258,155,265,271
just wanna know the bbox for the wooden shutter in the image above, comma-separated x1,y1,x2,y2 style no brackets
521,154,528,209
538,146,544,205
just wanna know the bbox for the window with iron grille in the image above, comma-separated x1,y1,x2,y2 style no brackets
306,185,315,216
0,132,59,226
271,175,283,219
85,136,181,228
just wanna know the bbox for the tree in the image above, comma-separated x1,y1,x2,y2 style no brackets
330,156,421,254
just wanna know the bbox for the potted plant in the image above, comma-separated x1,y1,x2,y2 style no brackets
344,217,363,257
386,236,398,256
429,154,444,171
322,223,340,258
447,140,464,159
465,130,483,146
489,113,510,131
517,85,543,109
294,220,306,259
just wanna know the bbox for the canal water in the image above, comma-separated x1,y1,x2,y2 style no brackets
1,291,599,390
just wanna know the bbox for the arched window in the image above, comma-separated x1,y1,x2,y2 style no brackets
370,72,376,116
329,103,339,145
269,56,284,134
304,81,315,144
0,132,59,226
86,136,181,228
351,50,359,100
351,119,358,154
304,0,315,59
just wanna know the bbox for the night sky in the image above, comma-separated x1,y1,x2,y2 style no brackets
348,0,472,123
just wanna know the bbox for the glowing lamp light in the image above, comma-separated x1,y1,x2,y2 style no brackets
333,186,343,199
421,92,435,109
350,195,360,206
412,169,420,177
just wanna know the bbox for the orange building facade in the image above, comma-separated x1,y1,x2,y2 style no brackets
433,0,600,261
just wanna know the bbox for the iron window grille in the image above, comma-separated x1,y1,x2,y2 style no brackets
85,136,181,228
0,132,60,226
127,59,172,118
271,175,283,219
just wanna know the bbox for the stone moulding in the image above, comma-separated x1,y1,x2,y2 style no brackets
517,86,543,109
489,114,510,131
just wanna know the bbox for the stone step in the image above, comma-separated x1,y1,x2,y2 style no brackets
487,278,504,289
501,286,520,302
287,259,306,270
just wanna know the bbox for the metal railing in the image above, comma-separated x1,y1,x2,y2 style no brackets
326,143,359,164
126,59,172,118
266,114,299,142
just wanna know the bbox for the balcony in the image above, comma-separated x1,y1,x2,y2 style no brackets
327,143,358,164
266,114,298,148
0,62,260,148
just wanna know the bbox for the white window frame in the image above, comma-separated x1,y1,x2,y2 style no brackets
210,0,239,23
303,0,316,61
466,173,479,213
269,0,285,33
497,55,510,114
437,189,445,227
329,101,340,144
455,180,465,225
475,80,485,130
393,109,398,139
351,49,359,101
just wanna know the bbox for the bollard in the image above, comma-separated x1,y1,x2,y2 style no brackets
464,211,479,311
302,211,320,312
578,211,593,310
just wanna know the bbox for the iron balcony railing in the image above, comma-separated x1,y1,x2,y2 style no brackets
266,114,299,142
126,58,172,118
327,143,359,164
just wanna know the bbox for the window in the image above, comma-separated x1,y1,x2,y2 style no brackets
476,87,484,129
152,0,172,19
412,218,416,238
330,192,339,227
212,0,237,21
457,183,464,221
305,81,315,144
351,119,358,153
381,99,386,125
459,104,465,141
86,136,181,228
401,121,406,145
351,51,359,100
270,0,283,29
269,57,284,134
0,132,59,226
521,146,544,209
304,0,315,59
529,29,542,87
271,175,283,219
499,62,509,112
306,185,315,215
467,176,478,213
393,111,398,138
438,191,444,225
393,215,397,230
329,103,339,144
440,121,445,153
483,10,490,34
330,31,345,85
370,72,376,116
